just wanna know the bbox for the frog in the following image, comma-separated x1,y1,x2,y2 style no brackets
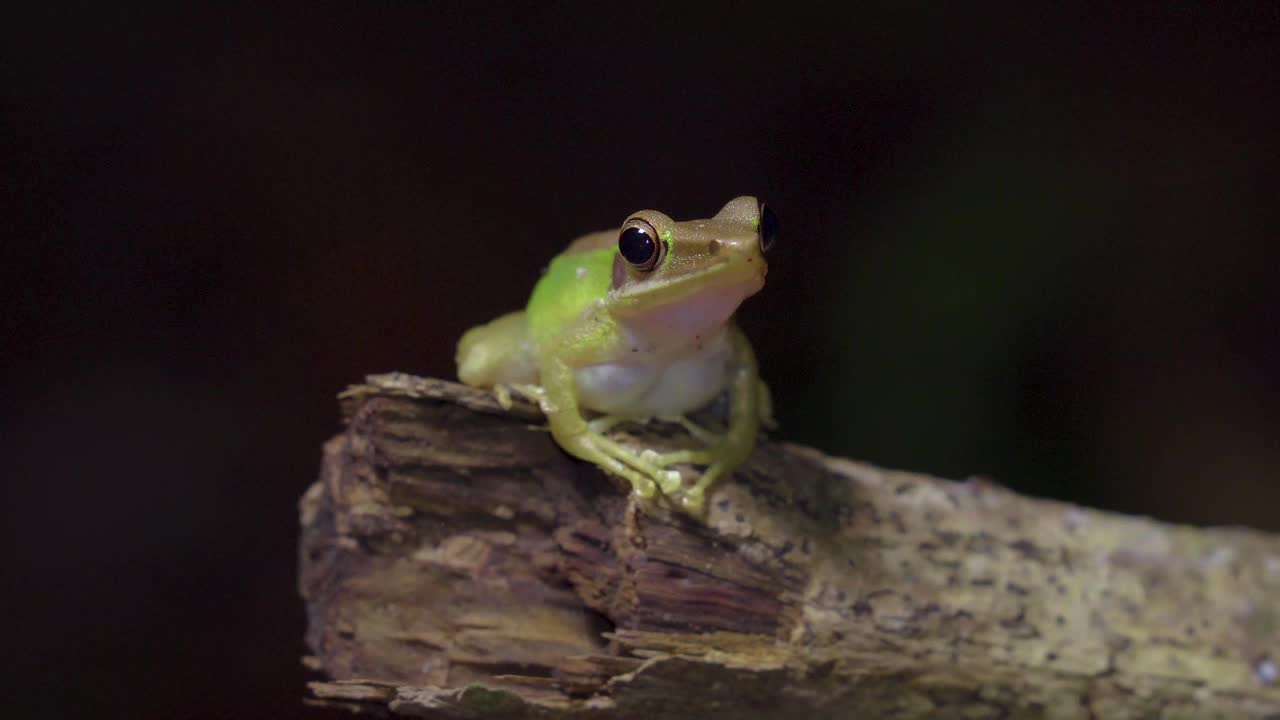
455,196,777,513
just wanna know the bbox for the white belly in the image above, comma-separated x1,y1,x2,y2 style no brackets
575,332,733,417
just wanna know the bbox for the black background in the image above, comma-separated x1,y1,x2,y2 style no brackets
5,3,1278,718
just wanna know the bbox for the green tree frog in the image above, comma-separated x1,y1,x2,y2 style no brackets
455,196,776,513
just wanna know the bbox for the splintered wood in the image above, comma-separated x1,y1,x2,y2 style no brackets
299,373,1280,718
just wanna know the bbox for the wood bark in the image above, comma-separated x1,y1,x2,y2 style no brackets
298,373,1280,718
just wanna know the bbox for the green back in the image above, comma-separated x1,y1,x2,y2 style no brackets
525,248,614,348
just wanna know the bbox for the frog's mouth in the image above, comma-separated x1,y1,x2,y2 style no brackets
609,259,766,323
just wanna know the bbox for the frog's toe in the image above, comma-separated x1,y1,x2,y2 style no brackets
652,449,715,467
677,487,707,514
674,463,732,514
609,458,660,500
588,416,623,434
615,466,674,503
661,414,723,445
630,476,658,500
494,385,514,410
654,467,684,496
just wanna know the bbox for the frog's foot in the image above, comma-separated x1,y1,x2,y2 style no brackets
570,432,685,499
494,383,546,411
671,462,729,515
656,413,724,445
648,442,752,513
494,385,515,410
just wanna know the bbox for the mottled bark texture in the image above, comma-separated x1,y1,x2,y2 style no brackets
299,373,1280,718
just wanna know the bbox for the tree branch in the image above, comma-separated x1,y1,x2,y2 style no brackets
298,373,1280,718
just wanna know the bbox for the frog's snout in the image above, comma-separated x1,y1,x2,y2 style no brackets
713,232,766,262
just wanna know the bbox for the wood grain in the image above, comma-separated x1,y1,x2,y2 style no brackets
299,373,1280,718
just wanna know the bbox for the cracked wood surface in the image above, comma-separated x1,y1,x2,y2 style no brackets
298,373,1280,718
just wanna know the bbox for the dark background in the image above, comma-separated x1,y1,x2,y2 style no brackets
5,3,1277,718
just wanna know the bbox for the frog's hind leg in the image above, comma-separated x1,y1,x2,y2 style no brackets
456,311,538,389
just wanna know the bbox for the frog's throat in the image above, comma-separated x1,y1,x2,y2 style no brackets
612,280,762,343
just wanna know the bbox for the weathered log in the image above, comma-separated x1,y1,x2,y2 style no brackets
298,373,1280,718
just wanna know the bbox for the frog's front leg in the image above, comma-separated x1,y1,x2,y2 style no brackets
539,355,684,499
657,326,762,513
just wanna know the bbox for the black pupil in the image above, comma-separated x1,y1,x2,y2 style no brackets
619,226,657,266
759,204,779,252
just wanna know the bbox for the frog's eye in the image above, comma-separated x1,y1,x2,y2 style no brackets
758,202,779,253
618,218,662,272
